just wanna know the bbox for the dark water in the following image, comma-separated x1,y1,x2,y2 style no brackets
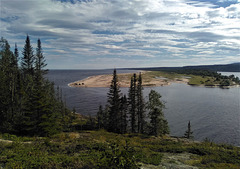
46,70,240,146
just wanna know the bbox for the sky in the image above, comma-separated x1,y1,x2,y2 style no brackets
0,0,239,69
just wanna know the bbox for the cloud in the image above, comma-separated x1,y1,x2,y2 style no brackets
0,0,239,69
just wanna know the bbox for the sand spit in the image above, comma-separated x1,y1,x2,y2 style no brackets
68,72,189,88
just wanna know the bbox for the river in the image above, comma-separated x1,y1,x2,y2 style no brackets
46,70,240,146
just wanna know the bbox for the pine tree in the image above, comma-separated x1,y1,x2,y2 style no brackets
0,37,65,136
184,121,194,139
35,38,48,80
128,74,137,133
147,90,169,136
107,69,122,133
136,72,145,134
21,35,35,76
20,37,62,136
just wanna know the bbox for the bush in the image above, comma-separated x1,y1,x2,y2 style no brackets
97,141,140,169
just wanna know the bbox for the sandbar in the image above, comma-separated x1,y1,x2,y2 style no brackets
68,71,189,88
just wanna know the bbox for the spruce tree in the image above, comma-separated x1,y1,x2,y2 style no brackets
136,72,145,134
35,38,48,80
128,74,137,133
147,90,169,136
0,37,65,136
21,35,35,76
107,69,122,133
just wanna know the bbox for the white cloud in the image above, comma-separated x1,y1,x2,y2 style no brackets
0,0,239,69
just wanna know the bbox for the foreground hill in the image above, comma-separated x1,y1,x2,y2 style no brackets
1,130,240,168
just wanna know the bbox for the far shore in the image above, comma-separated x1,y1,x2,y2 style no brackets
68,71,189,88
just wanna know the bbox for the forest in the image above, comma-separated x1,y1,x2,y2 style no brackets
0,36,240,168
0,36,73,136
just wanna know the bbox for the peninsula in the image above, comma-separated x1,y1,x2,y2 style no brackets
69,70,240,88
68,71,189,88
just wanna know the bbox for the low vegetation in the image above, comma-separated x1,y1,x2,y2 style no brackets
0,130,240,169
142,70,240,87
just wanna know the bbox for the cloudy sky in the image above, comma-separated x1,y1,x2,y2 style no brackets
1,0,239,69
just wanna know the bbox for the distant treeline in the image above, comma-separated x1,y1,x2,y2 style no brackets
0,36,73,136
126,62,240,72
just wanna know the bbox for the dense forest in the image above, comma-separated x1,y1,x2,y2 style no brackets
0,36,73,136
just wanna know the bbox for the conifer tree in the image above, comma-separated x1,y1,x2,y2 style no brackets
136,72,145,134
0,37,66,136
147,90,169,136
35,38,48,80
107,69,122,133
184,121,194,139
21,35,35,76
13,43,19,68
128,74,137,133
0,38,15,132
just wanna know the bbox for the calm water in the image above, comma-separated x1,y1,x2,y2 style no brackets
46,70,240,146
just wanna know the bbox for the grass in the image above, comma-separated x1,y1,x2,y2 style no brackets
0,130,240,169
110,71,236,88
143,71,181,80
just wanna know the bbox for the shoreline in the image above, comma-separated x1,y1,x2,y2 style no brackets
68,72,189,88
68,71,239,88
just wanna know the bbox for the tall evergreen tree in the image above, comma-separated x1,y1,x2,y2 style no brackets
21,35,35,76
107,69,122,133
136,72,145,134
147,90,169,136
0,37,66,136
35,38,47,80
128,74,137,133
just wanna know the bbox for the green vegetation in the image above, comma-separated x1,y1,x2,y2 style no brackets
0,36,72,136
97,71,169,136
141,70,240,87
0,130,239,168
118,69,239,87
143,71,181,80
169,69,240,87
147,90,169,136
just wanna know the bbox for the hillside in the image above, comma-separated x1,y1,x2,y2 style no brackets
0,131,240,169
